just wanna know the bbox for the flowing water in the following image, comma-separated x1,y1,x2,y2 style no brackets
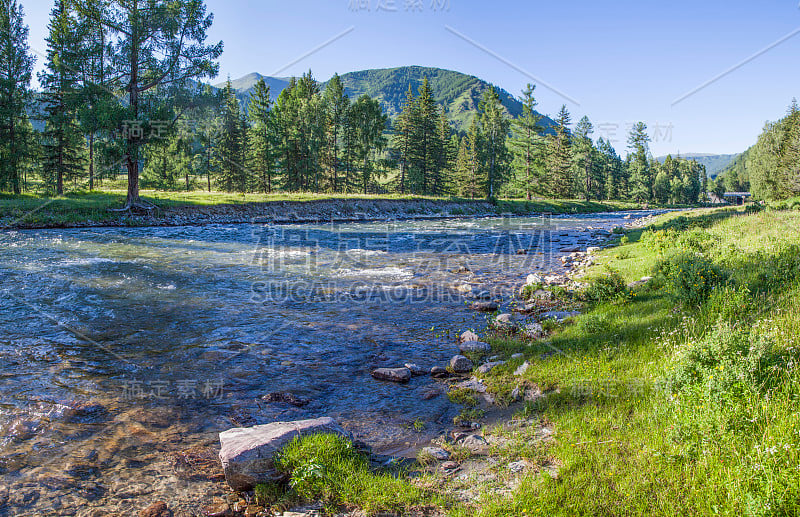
0,211,655,515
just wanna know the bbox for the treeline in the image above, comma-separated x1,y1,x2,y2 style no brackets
0,0,708,206
715,100,800,201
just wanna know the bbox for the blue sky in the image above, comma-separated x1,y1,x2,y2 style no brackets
23,0,800,157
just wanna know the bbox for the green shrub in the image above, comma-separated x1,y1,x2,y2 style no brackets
582,267,626,303
654,252,729,307
620,235,629,244
641,228,680,254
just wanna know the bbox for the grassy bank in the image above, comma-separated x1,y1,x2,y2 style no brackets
0,190,652,229
248,207,800,516
469,206,800,516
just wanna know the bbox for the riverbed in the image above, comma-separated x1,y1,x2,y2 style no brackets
0,211,655,515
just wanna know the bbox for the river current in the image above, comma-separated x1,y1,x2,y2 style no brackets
0,211,653,515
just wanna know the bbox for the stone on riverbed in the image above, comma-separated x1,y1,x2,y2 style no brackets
459,341,491,354
431,366,451,379
539,310,581,322
139,501,171,517
522,322,544,339
460,330,480,343
450,355,474,373
470,301,498,312
371,368,412,383
219,417,350,491
404,363,427,376
422,447,451,461
262,392,310,408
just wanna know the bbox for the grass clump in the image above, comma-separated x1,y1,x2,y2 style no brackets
581,267,627,303
255,433,438,515
654,252,728,307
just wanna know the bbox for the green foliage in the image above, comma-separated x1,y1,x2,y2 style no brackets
654,252,728,307
269,433,433,514
447,387,479,407
582,267,627,303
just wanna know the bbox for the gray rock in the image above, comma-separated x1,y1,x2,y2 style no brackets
404,363,427,376
508,460,528,473
477,361,505,374
219,417,350,491
459,330,480,343
421,447,450,461
459,341,491,354
539,310,581,322
587,246,601,253
471,301,498,312
430,366,451,379
493,313,516,328
522,322,544,339
450,355,474,373
514,361,531,376
474,290,492,300
457,434,489,455
371,368,412,383
511,353,524,360
526,273,543,285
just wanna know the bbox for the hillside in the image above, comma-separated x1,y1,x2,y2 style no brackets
656,153,739,178
217,66,555,133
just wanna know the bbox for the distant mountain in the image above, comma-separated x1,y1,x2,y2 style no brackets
217,66,555,133
214,73,291,102
656,153,740,178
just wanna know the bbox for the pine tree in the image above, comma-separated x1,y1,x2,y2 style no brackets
457,118,485,198
98,0,222,208
573,115,596,200
479,87,510,200
509,84,544,200
214,81,248,192
248,78,277,193
394,86,415,194
546,105,573,198
0,0,34,194
322,73,349,192
349,94,387,194
40,0,87,195
627,122,653,202
408,77,438,194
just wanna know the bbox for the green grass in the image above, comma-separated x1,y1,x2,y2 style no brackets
468,207,800,516
253,433,443,515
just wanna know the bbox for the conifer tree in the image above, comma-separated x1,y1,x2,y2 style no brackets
627,122,653,202
323,73,349,192
479,87,510,200
545,105,573,198
573,115,596,200
509,84,544,200
248,78,277,193
0,0,34,194
394,86,415,193
214,81,248,192
40,0,86,195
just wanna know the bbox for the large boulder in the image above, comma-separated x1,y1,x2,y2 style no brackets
219,417,350,491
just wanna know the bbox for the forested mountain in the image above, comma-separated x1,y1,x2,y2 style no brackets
216,66,555,133
656,153,739,178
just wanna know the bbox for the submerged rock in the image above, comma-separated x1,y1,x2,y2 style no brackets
219,417,350,491
430,366,451,379
261,392,310,408
139,501,171,517
371,368,412,383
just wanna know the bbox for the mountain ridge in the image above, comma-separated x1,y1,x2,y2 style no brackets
215,65,555,133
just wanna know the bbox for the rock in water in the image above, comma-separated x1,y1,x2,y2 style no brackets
450,355,474,373
139,501,171,517
459,341,491,354
471,301,499,312
526,273,542,285
404,363,427,376
218,417,350,491
430,366,451,379
460,330,480,343
261,392,310,408
371,367,412,383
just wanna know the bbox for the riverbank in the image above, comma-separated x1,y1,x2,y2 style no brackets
0,190,659,230
215,205,800,516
